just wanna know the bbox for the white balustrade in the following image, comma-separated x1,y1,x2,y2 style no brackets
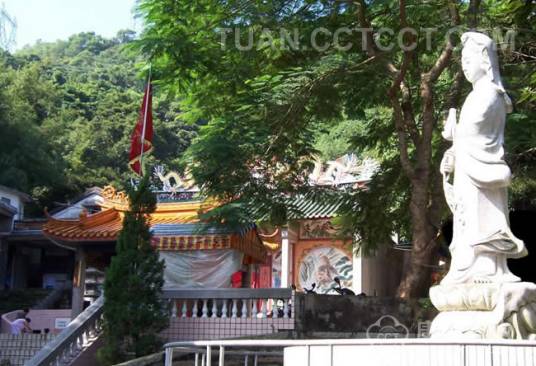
26,295,104,366
251,300,258,318
162,288,294,320
260,299,267,319
221,300,228,318
231,300,238,318
202,300,209,318
171,301,177,317
181,301,188,318
241,300,247,319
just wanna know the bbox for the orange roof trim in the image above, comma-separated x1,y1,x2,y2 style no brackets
43,186,267,262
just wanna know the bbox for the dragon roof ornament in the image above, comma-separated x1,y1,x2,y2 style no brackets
309,154,379,187
153,166,198,194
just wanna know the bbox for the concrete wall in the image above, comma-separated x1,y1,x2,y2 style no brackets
294,293,436,337
1,309,71,335
162,317,295,342
0,239,7,290
360,246,404,297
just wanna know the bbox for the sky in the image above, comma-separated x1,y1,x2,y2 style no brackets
2,0,140,50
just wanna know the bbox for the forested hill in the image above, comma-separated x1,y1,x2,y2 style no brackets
0,31,197,214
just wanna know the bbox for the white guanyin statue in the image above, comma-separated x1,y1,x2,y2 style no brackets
430,31,536,340
440,31,526,284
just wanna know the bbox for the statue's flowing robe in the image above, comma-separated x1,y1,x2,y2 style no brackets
446,86,526,282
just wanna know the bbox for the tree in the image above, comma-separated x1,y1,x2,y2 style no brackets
135,0,535,298
0,53,66,209
98,176,168,364
0,31,198,211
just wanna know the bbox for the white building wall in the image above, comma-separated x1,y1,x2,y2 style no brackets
0,188,24,220
357,247,403,297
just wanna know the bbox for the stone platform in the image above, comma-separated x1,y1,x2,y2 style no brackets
430,282,536,339
283,339,536,366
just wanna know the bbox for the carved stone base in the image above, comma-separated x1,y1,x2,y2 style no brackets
430,282,536,339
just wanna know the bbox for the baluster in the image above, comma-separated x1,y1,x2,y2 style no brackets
62,348,69,363
202,299,209,318
77,334,84,350
70,340,77,357
221,300,228,318
251,300,258,318
94,318,101,332
231,299,238,318
241,300,248,319
192,300,199,318
284,299,290,319
181,300,188,318
260,299,267,318
171,300,178,318
211,299,218,318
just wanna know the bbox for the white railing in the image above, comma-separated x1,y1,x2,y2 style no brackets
161,288,295,342
25,295,104,366
163,338,536,366
162,288,293,319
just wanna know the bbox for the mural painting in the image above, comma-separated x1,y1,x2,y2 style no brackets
298,246,352,294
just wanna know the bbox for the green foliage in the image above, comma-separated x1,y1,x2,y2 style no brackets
136,0,536,258
477,0,536,208
0,56,65,207
314,119,364,161
98,176,168,365
134,0,427,254
0,31,197,213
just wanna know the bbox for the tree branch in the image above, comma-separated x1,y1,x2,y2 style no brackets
391,96,416,179
355,0,378,59
418,0,461,173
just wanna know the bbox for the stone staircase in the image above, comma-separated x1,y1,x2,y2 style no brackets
25,296,103,366
0,330,102,366
0,334,55,366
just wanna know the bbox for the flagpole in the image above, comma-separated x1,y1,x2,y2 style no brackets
139,66,152,176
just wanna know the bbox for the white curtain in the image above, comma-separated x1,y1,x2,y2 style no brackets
160,250,244,288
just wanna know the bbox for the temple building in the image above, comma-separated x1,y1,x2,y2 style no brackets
258,155,402,295
2,155,403,319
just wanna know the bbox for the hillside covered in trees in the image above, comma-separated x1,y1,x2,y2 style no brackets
0,31,198,213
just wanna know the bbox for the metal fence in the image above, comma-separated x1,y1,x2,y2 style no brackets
163,338,536,366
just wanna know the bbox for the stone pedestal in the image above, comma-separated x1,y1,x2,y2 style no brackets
430,282,536,339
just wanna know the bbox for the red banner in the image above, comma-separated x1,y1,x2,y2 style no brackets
129,84,153,175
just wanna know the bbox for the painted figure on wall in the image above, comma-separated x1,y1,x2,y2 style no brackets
299,247,352,294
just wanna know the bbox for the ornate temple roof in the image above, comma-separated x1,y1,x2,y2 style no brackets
308,154,378,187
43,186,267,262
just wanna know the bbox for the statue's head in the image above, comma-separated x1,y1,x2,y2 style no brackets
461,32,499,84
461,32,513,112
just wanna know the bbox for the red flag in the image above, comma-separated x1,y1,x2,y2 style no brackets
129,83,153,175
